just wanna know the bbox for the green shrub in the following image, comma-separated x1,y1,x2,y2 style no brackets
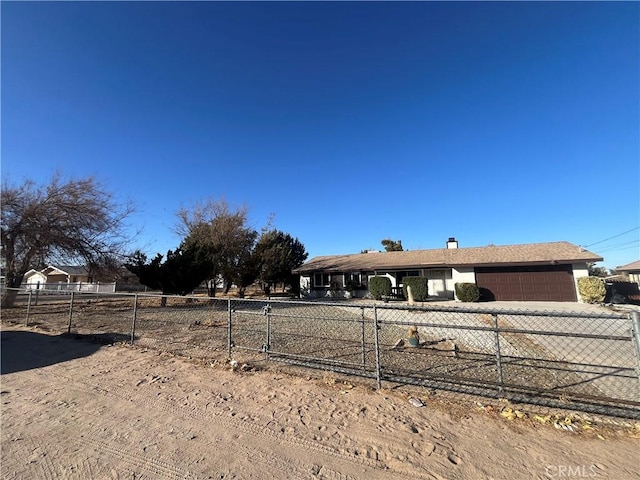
402,277,429,302
328,280,341,298
578,276,606,304
369,276,392,300
455,282,480,302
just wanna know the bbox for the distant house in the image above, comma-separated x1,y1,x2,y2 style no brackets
616,260,640,285
21,265,115,293
42,265,91,284
292,238,603,303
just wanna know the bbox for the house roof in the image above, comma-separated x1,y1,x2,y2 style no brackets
616,260,640,272
23,269,44,279
293,241,603,274
43,265,89,276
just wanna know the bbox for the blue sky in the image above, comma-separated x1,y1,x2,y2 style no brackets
2,2,638,269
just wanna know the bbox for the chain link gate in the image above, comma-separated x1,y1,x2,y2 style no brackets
229,299,380,379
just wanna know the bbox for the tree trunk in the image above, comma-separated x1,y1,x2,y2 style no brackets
224,281,232,295
1,288,19,309
207,279,217,297
1,274,24,309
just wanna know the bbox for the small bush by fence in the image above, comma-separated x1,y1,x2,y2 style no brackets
578,277,607,304
2,288,639,419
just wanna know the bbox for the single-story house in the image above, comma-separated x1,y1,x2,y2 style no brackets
616,260,640,286
22,269,48,289
292,238,603,302
22,265,92,290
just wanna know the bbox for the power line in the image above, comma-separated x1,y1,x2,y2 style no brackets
583,227,639,248
596,239,640,253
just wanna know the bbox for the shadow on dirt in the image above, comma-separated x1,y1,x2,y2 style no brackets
0,330,119,375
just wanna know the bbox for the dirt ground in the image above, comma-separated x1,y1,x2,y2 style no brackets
1,324,638,480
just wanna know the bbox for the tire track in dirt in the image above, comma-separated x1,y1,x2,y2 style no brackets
3,374,204,479
7,367,371,479
1,431,74,480
51,371,394,475
4,340,441,480
79,425,323,480
77,378,376,479
85,438,201,480
0,384,60,480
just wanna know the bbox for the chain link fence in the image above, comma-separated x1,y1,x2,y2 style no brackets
3,288,639,419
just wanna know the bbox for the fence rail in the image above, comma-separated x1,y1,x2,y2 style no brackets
2,288,639,419
18,282,116,293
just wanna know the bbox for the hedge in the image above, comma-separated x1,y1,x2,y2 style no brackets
455,282,480,302
402,277,429,302
369,276,392,300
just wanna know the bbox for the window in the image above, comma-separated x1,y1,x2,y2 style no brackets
313,273,330,287
345,272,362,286
395,271,420,284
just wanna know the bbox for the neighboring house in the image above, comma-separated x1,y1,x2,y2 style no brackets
293,238,603,302
616,260,640,285
41,265,92,284
22,269,48,289
21,265,115,293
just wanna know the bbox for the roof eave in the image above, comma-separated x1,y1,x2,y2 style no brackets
293,258,603,274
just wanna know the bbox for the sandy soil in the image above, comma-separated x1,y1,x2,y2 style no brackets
1,324,638,480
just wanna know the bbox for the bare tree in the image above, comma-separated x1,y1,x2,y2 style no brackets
177,198,257,296
1,174,135,307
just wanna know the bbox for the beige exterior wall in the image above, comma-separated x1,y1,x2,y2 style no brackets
451,267,476,301
24,272,47,289
571,263,590,303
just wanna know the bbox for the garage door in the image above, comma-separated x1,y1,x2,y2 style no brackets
475,265,577,302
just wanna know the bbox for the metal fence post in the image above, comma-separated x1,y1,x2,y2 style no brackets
67,291,75,334
227,298,232,358
130,294,138,344
373,305,381,390
631,312,640,386
493,313,504,393
360,306,366,370
264,303,271,361
25,290,33,326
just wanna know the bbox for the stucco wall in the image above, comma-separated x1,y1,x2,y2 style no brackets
451,267,476,301
572,263,590,303
24,272,47,289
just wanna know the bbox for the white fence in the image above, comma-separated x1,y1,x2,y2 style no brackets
23,282,116,293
